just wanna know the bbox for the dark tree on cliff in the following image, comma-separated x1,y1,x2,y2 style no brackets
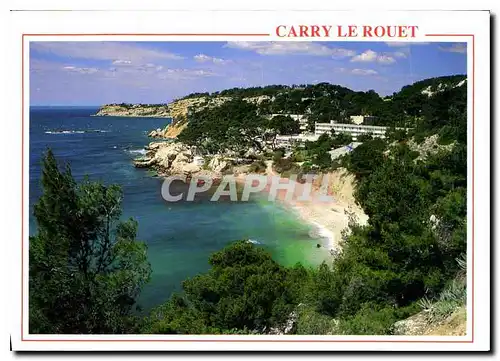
178,99,267,154
268,115,300,136
266,115,301,149
29,150,151,334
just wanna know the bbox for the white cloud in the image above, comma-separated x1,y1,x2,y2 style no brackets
31,42,184,63
194,54,211,62
393,51,408,58
158,68,218,80
336,67,378,76
377,55,396,64
112,59,133,65
351,50,396,65
438,43,467,54
63,66,99,74
351,50,378,62
132,63,164,73
194,54,230,64
225,41,355,57
329,48,357,58
351,68,378,76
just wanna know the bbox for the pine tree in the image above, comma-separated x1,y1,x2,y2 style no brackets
29,149,151,334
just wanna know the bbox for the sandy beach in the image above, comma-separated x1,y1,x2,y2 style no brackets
286,194,367,253
236,161,368,254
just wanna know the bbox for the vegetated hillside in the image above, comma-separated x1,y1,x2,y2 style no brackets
177,75,466,120
398,74,467,98
375,74,467,127
95,74,466,129
168,75,466,140
174,75,466,155
177,83,384,126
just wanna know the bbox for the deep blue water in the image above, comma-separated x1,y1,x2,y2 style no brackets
29,107,329,312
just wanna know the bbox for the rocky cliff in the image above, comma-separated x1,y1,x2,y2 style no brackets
147,96,233,139
146,95,273,139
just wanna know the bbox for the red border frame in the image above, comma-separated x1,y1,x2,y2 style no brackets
21,33,475,344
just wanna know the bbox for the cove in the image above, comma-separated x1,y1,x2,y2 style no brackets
28,107,332,314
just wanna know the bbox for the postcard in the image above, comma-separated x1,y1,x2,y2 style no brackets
6,7,490,352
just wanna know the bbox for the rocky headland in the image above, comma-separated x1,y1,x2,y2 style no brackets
97,94,273,139
94,104,170,117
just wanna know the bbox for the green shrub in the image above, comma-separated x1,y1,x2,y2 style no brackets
418,273,466,324
290,150,308,162
296,306,339,335
273,148,286,159
274,158,296,174
30,150,152,334
438,125,456,145
413,132,426,144
248,160,267,173
357,133,373,142
337,304,398,335
300,161,316,174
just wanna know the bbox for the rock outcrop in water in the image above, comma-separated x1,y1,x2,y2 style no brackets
133,142,198,175
133,141,234,179
132,137,243,182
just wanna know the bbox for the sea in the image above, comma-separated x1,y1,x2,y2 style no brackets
29,106,331,313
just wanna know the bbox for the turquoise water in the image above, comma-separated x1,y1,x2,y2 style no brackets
29,107,330,312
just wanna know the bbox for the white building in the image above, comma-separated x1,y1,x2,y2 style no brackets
315,121,398,140
275,134,319,149
315,122,337,136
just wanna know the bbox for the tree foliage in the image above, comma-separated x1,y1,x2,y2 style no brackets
143,241,305,334
178,99,267,154
30,150,151,334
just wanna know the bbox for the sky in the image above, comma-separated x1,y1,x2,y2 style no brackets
30,41,467,106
